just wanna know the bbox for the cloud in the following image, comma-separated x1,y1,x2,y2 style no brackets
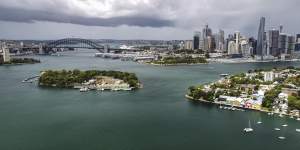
0,0,300,39
0,6,174,27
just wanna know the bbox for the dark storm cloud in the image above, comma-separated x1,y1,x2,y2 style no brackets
0,6,174,27
1,0,300,40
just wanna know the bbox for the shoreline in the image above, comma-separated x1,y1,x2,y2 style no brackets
142,59,300,66
208,58,300,64
146,62,208,66
185,95,300,118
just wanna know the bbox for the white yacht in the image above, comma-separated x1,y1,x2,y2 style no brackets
274,128,281,131
244,120,254,133
278,136,286,140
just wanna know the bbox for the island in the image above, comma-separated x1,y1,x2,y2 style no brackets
0,58,40,65
149,56,207,65
186,66,300,119
38,70,141,91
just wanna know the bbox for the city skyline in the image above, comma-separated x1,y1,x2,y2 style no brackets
1,0,300,40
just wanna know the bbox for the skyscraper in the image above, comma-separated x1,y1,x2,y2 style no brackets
287,35,295,54
268,29,280,56
234,31,241,54
1,42,11,63
279,33,288,54
295,34,300,52
219,30,225,50
256,17,266,60
202,24,212,51
248,37,257,55
202,24,212,38
193,31,201,50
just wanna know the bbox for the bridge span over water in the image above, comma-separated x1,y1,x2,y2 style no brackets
44,38,140,53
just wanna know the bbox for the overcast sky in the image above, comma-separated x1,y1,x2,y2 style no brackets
0,0,299,40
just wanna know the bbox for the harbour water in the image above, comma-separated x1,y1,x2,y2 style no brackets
1,50,300,150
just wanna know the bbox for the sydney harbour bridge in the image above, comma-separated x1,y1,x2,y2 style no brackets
43,38,138,54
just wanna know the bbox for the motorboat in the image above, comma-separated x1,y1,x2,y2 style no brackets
297,118,300,121
244,128,254,132
257,121,262,124
296,129,300,132
282,124,288,127
278,136,286,140
244,120,253,133
79,87,89,92
274,128,281,131
220,74,229,77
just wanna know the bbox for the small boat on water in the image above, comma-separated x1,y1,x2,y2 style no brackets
296,129,300,132
297,118,300,121
279,114,284,117
274,128,281,131
244,120,254,133
290,115,294,119
257,121,262,124
79,87,89,92
282,124,288,127
220,74,229,77
278,136,286,140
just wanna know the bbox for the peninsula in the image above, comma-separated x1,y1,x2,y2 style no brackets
186,66,300,119
38,70,141,91
149,56,207,65
0,58,40,65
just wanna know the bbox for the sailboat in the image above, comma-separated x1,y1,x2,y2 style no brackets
244,120,254,133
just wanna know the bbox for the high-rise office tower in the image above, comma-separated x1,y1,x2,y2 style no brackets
295,34,300,52
248,37,257,55
234,31,241,54
225,34,234,52
193,31,201,50
202,24,212,38
1,43,11,63
268,29,280,56
287,35,295,54
217,30,225,51
279,25,283,33
202,24,212,51
257,17,266,60
240,40,250,57
279,33,288,54
227,41,236,55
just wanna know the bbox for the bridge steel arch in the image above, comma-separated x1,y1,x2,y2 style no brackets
45,38,105,52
